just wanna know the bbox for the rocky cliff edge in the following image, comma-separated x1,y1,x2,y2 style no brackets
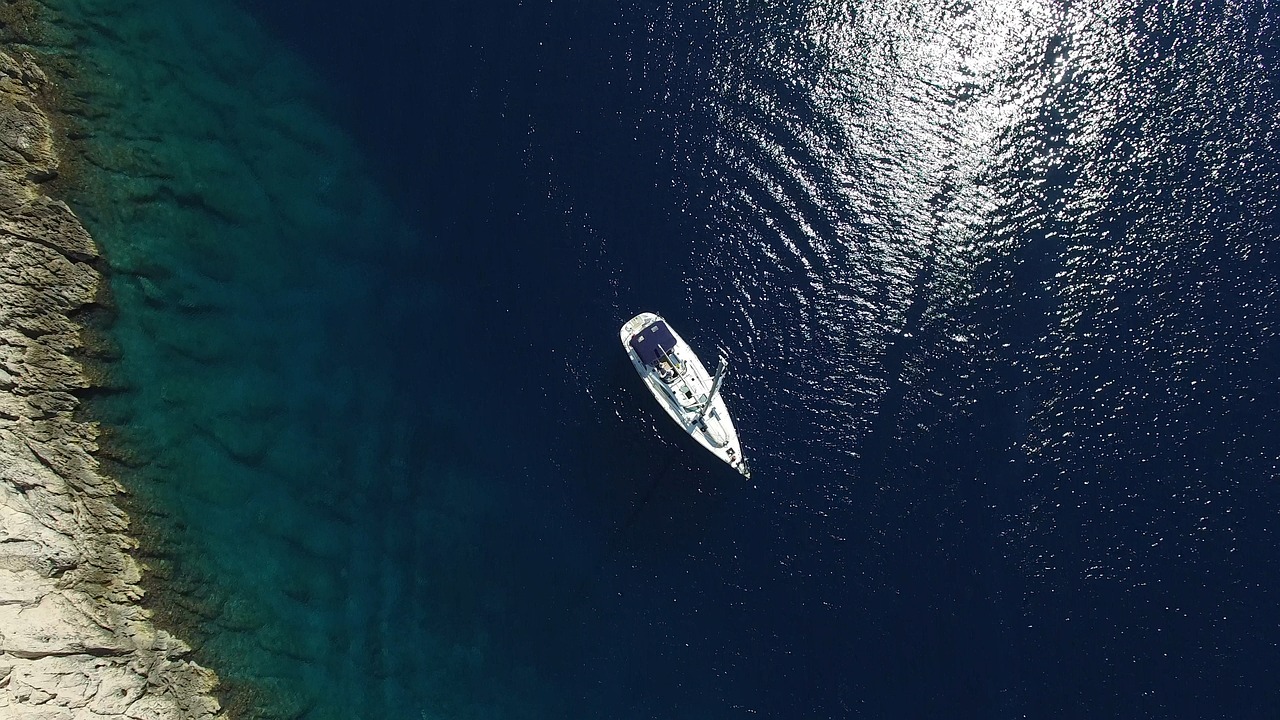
0,49,222,719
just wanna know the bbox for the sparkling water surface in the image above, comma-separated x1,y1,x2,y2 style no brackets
21,0,1280,717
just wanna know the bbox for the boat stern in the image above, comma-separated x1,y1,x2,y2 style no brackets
620,312,660,346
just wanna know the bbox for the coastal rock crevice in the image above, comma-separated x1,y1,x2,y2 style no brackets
0,49,222,719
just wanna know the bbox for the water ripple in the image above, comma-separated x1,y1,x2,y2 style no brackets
629,0,1280,710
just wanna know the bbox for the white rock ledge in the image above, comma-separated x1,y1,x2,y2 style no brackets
0,49,222,719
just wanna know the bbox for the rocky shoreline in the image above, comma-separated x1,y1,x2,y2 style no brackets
0,49,222,718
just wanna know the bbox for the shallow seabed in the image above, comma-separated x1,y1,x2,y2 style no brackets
26,1,548,717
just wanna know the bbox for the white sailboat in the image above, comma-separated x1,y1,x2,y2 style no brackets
620,312,750,478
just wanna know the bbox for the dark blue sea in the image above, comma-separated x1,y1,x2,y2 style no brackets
31,0,1280,717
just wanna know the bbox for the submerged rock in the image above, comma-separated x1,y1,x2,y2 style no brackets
0,50,223,719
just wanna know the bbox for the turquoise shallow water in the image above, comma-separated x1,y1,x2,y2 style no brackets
27,1,550,716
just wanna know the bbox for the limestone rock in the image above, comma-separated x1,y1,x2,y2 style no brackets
0,49,223,719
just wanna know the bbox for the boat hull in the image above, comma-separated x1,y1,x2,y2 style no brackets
620,312,750,478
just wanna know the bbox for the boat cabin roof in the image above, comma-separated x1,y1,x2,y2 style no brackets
629,320,678,366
